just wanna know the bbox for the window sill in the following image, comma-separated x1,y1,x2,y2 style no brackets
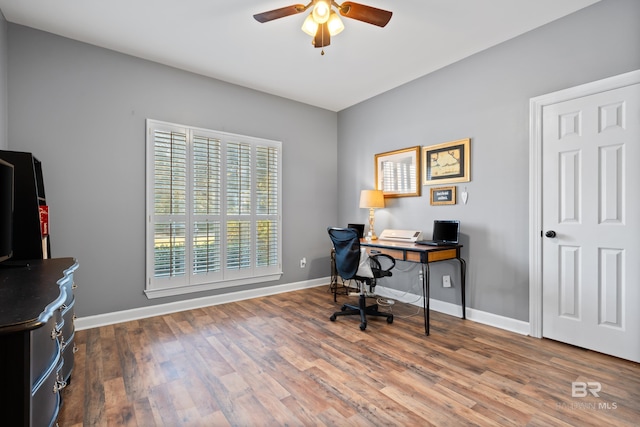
144,272,283,299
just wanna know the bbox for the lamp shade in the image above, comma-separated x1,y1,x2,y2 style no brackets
327,11,344,36
312,1,331,24
301,13,318,36
359,190,385,209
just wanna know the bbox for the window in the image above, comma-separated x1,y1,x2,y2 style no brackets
145,119,282,298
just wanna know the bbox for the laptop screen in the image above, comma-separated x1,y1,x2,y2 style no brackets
432,220,459,243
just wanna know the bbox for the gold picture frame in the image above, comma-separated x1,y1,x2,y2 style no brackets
422,138,471,185
375,146,421,198
430,186,457,205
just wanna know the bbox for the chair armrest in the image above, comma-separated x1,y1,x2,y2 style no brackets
370,253,395,278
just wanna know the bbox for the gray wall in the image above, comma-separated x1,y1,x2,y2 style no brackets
0,11,7,150
5,0,639,323
337,0,640,321
7,24,338,317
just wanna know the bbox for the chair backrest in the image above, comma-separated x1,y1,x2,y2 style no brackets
328,227,361,280
347,223,365,238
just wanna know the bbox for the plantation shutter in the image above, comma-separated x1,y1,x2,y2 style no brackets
256,145,279,267
226,141,252,272
146,120,282,298
192,135,222,278
152,129,187,280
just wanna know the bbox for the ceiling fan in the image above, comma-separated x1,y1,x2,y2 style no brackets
253,1,392,53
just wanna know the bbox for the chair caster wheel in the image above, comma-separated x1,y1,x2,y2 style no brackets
360,323,367,331
340,305,348,312
387,315,394,324
330,314,336,321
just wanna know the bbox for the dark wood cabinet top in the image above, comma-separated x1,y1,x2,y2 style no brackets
0,257,78,334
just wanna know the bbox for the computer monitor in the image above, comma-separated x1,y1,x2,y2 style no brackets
347,223,365,238
432,220,459,244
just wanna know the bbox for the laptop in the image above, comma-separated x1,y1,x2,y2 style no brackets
416,220,460,246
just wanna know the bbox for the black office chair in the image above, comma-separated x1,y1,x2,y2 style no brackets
329,223,365,301
347,223,365,238
327,227,395,330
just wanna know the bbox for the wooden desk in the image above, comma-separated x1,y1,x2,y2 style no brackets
361,239,466,335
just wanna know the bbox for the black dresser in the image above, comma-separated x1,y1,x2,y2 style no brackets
0,258,78,426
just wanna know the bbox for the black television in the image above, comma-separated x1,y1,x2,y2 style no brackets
0,158,14,263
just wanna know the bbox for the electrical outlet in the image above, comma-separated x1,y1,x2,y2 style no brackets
443,275,451,288
300,257,306,268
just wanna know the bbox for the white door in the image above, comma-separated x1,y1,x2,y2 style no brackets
541,81,639,362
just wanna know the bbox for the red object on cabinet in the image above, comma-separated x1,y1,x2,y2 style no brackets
39,205,49,236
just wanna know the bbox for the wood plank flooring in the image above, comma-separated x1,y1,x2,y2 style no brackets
57,285,640,426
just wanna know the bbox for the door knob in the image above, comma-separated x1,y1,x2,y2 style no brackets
545,230,556,238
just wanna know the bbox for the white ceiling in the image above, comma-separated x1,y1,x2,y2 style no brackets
0,0,600,111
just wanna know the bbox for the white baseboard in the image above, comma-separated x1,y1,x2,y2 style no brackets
74,277,330,331
466,306,530,335
75,279,529,336
375,285,530,336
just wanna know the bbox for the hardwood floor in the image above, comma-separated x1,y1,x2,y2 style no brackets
57,286,639,426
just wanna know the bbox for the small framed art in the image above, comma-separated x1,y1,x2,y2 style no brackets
430,186,456,206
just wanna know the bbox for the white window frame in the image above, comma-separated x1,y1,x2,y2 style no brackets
145,119,282,299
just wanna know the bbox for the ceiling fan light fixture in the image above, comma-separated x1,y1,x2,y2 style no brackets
312,1,331,24
253,1,392,54
313,22,330,49
327,11,344,36
301,13,318,36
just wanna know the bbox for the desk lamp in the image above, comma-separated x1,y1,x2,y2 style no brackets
359,189,384,240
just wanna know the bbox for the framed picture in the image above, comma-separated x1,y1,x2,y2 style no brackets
430,186,456,205
375,146,421,198
422,138,471,185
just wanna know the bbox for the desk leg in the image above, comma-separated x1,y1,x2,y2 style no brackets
423,262,430,335
458,257,467,319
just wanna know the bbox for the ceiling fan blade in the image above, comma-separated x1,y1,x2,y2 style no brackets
313,22,331,48
338,1,392,27
253,4,307,23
